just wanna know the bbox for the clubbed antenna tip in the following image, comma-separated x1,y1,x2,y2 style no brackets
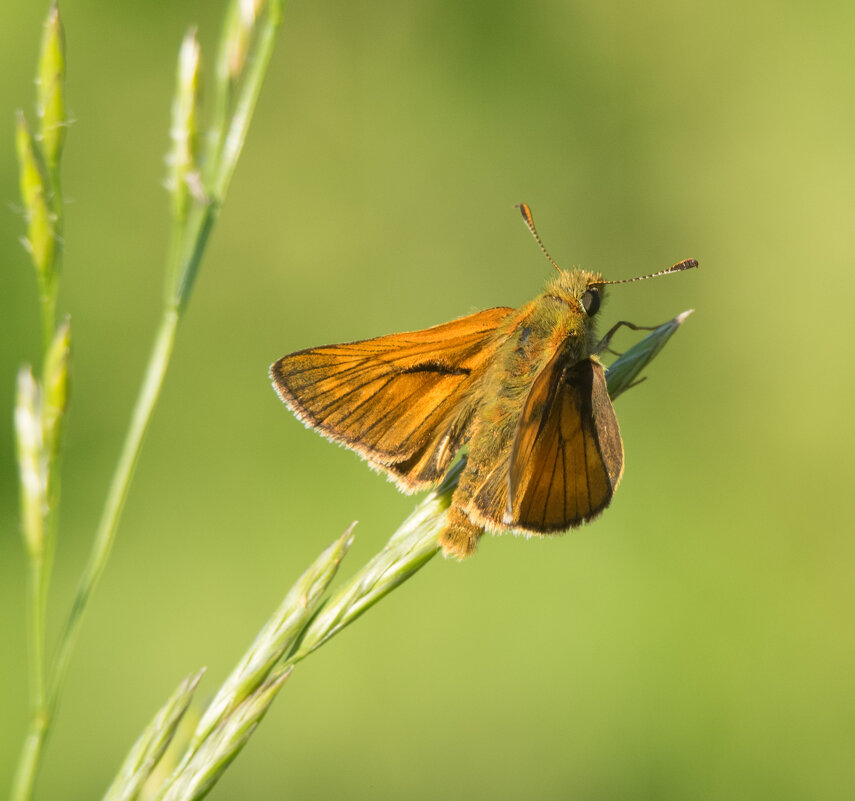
516,202,561,273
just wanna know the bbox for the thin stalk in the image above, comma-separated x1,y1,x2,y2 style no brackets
28,561,46,715
23,195,63,801
13,310,177,801
164,208,191,308
38,288,56,365
31,161,61,359
49,306,179,712
173,1,283,307
10,563,48,801
40,162,63,360
11,4,287,800
172,202,218,312
211,3,281,202
202,2,238,185
10,307,182,801
12,35,65,801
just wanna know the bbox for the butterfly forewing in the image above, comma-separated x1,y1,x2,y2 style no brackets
270,306,514,490
505,355,624,532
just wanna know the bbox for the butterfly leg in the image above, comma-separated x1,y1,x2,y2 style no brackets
595,320,660,354
440,505,483,559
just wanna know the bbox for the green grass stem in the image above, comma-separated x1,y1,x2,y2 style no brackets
10,3,287,800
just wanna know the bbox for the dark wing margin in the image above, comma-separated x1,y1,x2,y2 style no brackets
270,306,515,491
504,354,623,533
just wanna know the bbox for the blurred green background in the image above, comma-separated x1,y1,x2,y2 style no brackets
2,0,854,799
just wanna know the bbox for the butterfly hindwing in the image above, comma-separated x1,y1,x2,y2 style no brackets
505,353,624,533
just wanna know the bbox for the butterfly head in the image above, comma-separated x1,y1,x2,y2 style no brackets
547,268,606,319
534,268,608,358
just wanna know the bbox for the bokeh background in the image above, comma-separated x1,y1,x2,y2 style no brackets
2,1,854,799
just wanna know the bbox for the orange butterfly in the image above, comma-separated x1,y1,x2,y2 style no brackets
271,205,696,558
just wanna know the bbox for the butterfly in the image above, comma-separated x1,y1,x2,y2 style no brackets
271,204,696,558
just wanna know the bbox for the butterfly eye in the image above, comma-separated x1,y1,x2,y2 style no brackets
581,288,600,316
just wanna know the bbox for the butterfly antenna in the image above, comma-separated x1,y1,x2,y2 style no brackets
517,203,561,273
599,258,699,285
